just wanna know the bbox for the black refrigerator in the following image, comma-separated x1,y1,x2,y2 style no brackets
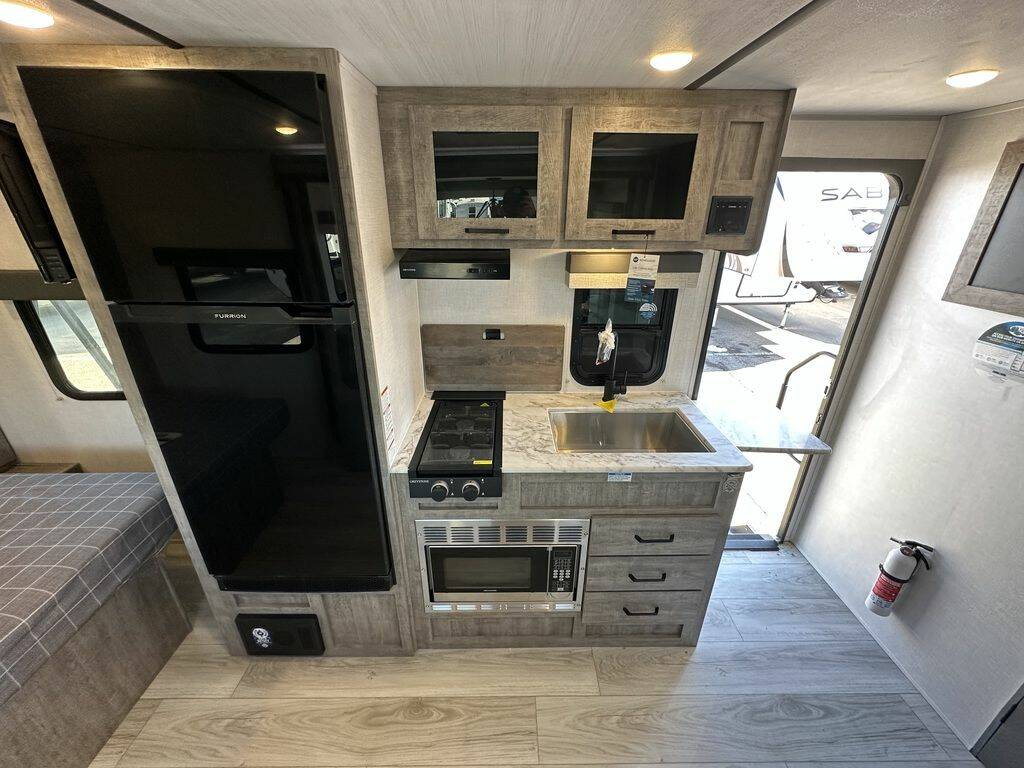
20,66,394,592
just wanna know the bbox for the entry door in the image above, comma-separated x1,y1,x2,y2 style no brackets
696,159,922,541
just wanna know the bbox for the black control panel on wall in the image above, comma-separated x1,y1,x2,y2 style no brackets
706,196,753,235
235,613,325,656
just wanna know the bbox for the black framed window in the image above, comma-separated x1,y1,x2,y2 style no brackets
15,299,123,400
569,288,677,386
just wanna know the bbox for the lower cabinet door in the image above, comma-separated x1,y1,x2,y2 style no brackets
581,590,702,625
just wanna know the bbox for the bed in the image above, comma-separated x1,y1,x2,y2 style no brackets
0,472,188,768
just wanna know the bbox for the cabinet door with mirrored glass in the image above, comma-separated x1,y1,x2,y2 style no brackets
565,106,722,243
408,104,564,241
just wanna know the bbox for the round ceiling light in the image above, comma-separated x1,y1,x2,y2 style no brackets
945,69,999,89
0,0,54,29
274,125,298,136
649,51,694,72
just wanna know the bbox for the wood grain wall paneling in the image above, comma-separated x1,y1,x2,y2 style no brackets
421,323,564,392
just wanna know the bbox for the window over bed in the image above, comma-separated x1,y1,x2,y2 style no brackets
15,299,123,400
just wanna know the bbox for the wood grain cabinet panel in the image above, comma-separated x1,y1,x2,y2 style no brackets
421,323,564,392
586,554,710,591
582,590,702,625
379,88,792,252
408,103,565,241
519,478,719,510
589,514,720,556
565,105,723,242
705,104,789,252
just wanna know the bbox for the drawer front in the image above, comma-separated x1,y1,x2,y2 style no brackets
590,515,720,556
582,590,702,625
586,555,710,592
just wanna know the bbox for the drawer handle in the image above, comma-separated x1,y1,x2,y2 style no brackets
634,533,675,544
464,226,510,234
622,606,660,617
628,572,667,583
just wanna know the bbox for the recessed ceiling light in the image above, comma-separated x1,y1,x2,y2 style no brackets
275,125,298,136
0,0,54,28
945,69,999,89
649,51,694,73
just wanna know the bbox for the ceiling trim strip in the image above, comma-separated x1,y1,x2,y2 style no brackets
685,0,840,90
67,0,184,49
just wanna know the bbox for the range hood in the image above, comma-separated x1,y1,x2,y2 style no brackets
399,249,510,280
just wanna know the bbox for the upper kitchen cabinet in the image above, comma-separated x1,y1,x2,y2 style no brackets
408,105,564,241
379,89,793,252
564,105,719,242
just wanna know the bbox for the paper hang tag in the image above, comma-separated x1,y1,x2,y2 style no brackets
625,252,660,303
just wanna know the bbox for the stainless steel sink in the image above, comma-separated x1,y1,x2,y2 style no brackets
549,409,712,453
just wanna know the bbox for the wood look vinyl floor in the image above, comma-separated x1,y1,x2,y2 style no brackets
91,545,980,768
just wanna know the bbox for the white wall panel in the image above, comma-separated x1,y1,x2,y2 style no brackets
336,59,424,458
793,100,1024,746
0,301,149,470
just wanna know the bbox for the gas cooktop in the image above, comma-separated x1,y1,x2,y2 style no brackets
408,391,504,501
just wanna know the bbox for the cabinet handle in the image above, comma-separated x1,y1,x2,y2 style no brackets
622,606,660,617
634,533,675,544
464,226,510,235
611,228,656,236
628,572,667,583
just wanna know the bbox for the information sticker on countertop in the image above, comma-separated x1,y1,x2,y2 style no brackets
607,471,633,483
625,252,660,303
973,321,1024,384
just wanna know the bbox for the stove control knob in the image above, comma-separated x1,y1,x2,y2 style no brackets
429,481,450,502
461,481,481,501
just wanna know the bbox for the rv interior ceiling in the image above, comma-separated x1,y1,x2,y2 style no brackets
0,2,1021,768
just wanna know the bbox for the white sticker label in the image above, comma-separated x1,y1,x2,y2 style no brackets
972,321,1024,384
607,471,633,483
380,385,397,451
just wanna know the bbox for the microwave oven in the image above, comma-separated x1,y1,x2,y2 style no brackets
416,518,590,613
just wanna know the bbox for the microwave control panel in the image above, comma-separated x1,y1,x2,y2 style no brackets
549,546,577,593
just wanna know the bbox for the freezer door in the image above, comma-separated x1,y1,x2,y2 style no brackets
111,304,392,592
20,67,352,304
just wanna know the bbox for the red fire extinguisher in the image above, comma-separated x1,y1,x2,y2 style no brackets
866,538,934,617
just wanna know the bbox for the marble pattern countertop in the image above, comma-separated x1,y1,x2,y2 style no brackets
695,396,831,455
390,392,752,474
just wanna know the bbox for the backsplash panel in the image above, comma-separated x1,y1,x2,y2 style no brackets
422,324,564,392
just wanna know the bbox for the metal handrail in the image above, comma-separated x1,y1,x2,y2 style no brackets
776,350,837,409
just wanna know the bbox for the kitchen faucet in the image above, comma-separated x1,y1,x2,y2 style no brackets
596,322,627,403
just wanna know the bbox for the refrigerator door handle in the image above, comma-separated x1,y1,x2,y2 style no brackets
108,304,357,326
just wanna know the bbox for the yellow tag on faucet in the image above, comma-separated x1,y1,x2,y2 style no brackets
595,398,617,413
